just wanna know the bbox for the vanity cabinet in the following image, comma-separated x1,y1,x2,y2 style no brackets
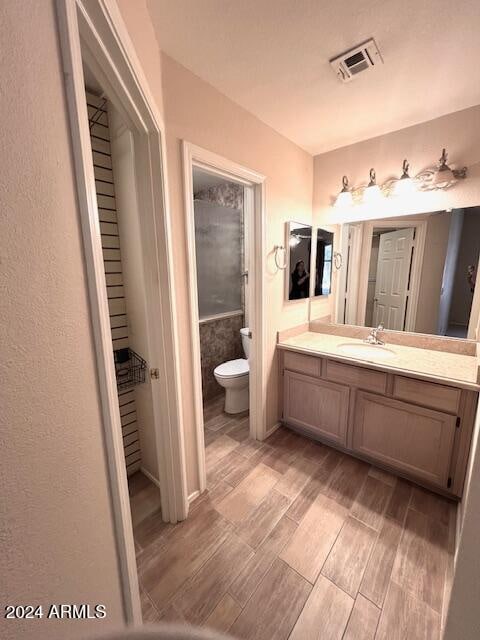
283,370,349,446
352,392,456,488
280,348,478,497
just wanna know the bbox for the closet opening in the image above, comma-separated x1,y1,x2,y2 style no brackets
83,67,163,529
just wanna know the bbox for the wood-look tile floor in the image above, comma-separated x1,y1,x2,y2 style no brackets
131,395,456,640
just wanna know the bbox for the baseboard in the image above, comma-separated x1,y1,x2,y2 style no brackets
188,489,201,503
265,421,282,438
140,466,161,489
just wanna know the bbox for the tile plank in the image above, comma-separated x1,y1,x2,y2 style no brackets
280,493,347,583
286,464,334,524
173,533,253,625
139,508,232,608
343,594,380,640
385,479,412,524
368,466,397,486
360,517,403,607
236,489,290,549
322,516,377,597
410,486,453,527
204,594,241,634
391,508,449,613
350,476,393,531
215,463,281,525
376,581,440,640
274,456,319,500
289,575,354,640
326,455,369,508
229,516,297,607
230,558,311,640
205,434,239,469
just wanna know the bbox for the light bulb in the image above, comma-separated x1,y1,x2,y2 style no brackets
394,159,416,196
363,168,382,202
335,190,353,208
334,175,353,208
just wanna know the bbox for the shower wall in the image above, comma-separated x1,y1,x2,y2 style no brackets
194,183,245,400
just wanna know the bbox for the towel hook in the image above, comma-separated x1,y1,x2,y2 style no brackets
273,245,287,270
333,252,343,270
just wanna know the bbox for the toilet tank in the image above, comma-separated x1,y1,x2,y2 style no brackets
240,327,251,359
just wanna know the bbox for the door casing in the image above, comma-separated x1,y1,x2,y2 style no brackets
182,142,267,496
56,0,188,624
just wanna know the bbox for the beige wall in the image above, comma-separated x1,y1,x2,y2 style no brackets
0,1,124,638
161,53,313,493
115,0,165,120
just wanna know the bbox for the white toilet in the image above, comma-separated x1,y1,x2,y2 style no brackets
214,327,250,414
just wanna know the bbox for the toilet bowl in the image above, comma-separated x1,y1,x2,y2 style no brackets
214,328,250,414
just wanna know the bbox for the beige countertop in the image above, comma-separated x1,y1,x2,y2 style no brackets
278,331,480,390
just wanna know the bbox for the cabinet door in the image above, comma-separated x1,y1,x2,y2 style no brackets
352,391,456,488
284,370,349,446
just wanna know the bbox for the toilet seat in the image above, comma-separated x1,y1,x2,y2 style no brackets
214,358,249,379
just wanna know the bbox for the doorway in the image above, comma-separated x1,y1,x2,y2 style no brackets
182,143,266,494
341,219,427,331
366,227,415,330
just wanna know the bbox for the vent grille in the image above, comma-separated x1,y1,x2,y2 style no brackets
330,38,383,83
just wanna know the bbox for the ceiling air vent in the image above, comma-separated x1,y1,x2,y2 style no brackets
330,38,383,83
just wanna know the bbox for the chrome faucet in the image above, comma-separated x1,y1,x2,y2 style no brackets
364,324,385,346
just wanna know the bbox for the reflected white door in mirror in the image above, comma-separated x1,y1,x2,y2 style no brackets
337,205,480,339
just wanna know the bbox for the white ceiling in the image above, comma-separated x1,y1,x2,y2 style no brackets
147,0,480,155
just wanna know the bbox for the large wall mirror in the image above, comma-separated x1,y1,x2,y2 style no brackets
337,205,480,339
313,228,334,296
286,221,312,300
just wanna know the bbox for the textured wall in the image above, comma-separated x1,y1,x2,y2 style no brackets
0,2,124,639
199,315,245,400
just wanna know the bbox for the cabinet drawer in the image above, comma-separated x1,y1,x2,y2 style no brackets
393,376,461,414
325,360,387,394
352,391,456,488
283,351,321,377
283,370,349,446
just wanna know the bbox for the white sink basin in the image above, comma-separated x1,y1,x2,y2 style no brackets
337,342,396,361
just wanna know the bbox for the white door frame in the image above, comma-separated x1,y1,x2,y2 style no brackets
182,142,266,494
352,219,427,330
335,223,363,324
56,0,188,624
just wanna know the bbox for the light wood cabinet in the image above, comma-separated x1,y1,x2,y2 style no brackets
352,392,457,488
280,348,478,497
283,370,349,446
325,360,387,394
392,375,461,414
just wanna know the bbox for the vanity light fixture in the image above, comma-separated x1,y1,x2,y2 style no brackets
289,234,301,248
394,159,416,196
363,168,382,202
331,150,468,207
433,148,464,188
334,175,353,208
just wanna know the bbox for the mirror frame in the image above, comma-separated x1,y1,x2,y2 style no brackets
311,227,335,298
285,221,313,302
